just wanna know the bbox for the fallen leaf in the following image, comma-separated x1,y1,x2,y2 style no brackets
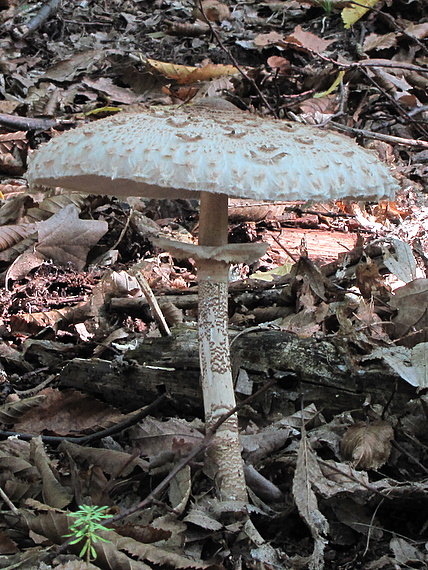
292,430,329,568
82,77,144,105
254,31,285,48
390,278,428,337
355,256,390,300
404,22,428,40
314,70,346,98
193,0,230,22
342,0,379,29
381,238,417,284
146,58,239,84
283,25,336,54
267,56,291,74
35,204,108,271
362,32,398,52
370,343,428,390
340,421,394,469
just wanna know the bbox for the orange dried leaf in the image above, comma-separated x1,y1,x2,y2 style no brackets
283,25,336,54
146,58,239,84
181,62,239,84
193,0,230,22
254,31,285,48
267,56,291,74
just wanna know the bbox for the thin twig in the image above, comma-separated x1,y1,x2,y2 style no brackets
0,113,69,132
271,233,299,263
0,486,20,516
326,121,428,148
110,208,133,251
132,270,171,336
16,0,61,38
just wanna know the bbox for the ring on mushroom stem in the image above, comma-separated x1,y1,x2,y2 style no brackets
27,100,399,509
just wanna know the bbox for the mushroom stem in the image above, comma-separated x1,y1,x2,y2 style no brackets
197,191,247,504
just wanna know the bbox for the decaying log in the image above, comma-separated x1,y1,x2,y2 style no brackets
59,326,414,418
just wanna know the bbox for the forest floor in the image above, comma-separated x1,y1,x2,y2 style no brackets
0,0,427,569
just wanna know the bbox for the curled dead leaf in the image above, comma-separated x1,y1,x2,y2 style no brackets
192,0,230,22
355,255,391,300
340,421,394,470
165,20,210,37
146,58,239,85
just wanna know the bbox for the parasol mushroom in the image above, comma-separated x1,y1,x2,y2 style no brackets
27,101,399,507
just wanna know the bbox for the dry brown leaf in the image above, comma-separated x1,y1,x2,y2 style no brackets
0,180,27,200
372,200,412,223
404,22,428,40
114,523,171,544
24,193,86,223
292,430,329,568
14,387,124,437
370,343,428,390
282,25,336,54
0,530,18,554
267,56,291,74
169,465,191,514
180,62,239,84
362,32,398,52
355,256,391,300
146,58,238,84
130,416,204,461
0,395,46,425
293,255,327,301
165,20,210,37
390,278,428,338
35,204,108,271
5,248,44,285
9,306,70,334
60,440,148,480
0,223,37,252
381,238,417,284
355,299,388,341
82,77,144,105
0,132,27,176
42,49,107,81
340,421,394,470
254,31,285,48
193,0,230,22
30,437,73,509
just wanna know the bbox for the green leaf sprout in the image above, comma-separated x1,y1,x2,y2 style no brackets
65,504,112,563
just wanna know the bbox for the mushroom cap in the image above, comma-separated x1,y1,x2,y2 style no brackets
27,105,399,202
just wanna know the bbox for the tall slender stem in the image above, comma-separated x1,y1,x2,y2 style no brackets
197,191,247,504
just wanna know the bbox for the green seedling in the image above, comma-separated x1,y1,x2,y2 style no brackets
65,505,112,564
316,0,333,16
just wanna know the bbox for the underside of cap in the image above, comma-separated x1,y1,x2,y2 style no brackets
27,105,399,202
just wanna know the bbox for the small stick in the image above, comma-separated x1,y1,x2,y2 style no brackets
328,121,428,149
16,0,61,38
132,270,171,336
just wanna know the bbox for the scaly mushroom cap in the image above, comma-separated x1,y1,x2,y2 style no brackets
27,105,399,201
